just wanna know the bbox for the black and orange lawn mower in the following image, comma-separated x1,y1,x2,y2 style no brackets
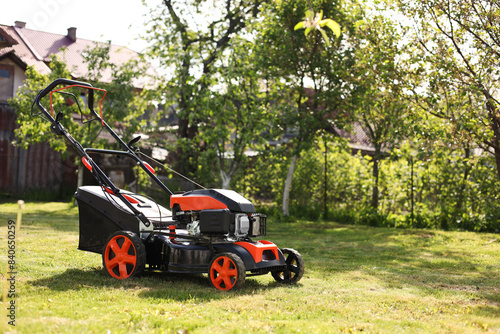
32,78,304,291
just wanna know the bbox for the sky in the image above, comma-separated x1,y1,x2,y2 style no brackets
1,0,160,53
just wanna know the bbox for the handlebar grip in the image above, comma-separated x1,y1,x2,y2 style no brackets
35,78,93,101
34,78,94,121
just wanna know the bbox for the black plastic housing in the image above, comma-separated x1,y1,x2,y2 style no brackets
75,186,173,253
199,209,233,234
75,187,140,253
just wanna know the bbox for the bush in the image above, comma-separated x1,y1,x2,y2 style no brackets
260,140,500,232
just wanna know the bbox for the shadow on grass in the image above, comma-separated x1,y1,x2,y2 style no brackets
271,221,500,310
29,267,287,302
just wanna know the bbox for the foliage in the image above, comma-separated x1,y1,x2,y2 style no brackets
10,56,75,153
347,11,413,209
144,0,265,179
289,138,372,220
246,0,500,231
254,0,354,215
81,41,155,144
251,136,500,232
231,146,289,204
133,164,153,195
393,143,500,232
199,37,272,189
257,0,353,150
294,9,341,45
397,0,500,181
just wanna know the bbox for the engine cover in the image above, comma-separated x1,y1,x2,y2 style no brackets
170,189,255,213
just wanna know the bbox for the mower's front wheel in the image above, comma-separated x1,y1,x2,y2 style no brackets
208,253,246,291
271,248,304,284
102,230,146,280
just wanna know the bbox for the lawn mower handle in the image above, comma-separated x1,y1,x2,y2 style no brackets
34,78,95,121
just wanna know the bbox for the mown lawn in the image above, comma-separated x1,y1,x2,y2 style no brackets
0,201,499,333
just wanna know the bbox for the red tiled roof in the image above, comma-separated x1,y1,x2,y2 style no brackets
0,25,51,74
0,27,18,47
0,24,155,88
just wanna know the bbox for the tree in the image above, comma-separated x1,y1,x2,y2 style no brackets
144,0,265,179
347,14,410,209
397,0,500,181
255,0,352,216
201,38,271,189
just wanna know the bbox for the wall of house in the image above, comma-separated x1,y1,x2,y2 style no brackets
0,58,26,101
12,60,26,97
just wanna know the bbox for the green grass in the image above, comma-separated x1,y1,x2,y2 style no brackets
0,202,499,333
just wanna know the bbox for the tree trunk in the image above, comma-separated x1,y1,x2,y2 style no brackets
455,145,470,212
486,102,500,181
370,155,380,209
282,155,298,217
494,145,500,182
220,170,231,190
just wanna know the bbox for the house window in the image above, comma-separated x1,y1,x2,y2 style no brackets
0,65,14,102
0,69,10,77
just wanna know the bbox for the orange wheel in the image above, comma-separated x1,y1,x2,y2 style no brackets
209,253,246,291
102,231,146,279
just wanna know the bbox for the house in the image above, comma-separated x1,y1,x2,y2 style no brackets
0,21,153,197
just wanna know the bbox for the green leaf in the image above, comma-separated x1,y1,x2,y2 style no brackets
323,19,341,38
305,27,312,36
294,21,305,31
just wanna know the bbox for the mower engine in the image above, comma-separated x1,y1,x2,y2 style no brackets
170,189,266,241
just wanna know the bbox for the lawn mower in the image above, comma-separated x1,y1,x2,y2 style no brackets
32,78,304,291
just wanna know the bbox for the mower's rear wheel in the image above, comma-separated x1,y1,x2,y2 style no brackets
102,231,146,280
209,253,246,291
271,248,304,284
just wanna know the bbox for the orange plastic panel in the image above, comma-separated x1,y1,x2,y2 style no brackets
235,241,279,263
122,194,140,204
170,195,227,211
82,157,92,172
103,187,140,204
